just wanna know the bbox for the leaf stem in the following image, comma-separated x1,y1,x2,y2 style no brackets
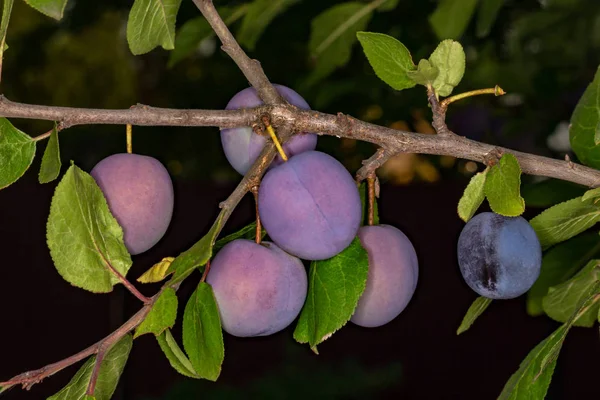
367,175,375,226
262,115,287,161
441,85,506,108
200,260,211,283
85,348,106,397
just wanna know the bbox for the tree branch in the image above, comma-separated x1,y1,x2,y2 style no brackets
191,0,282,105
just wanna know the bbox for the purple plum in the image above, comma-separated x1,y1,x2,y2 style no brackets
457,212,542,299
90,153,174,255
206,239,308,337
351,225,419,328
258,151,361,260
221,84,318,174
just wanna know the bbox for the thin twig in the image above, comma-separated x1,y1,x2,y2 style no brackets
251,186,262,244
356,148,390,183
85,348,106,397
441,85,505,108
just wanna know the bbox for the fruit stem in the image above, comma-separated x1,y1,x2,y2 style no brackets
200,260,211,283
261,115,288,162
251,185,262,244
367,175,375,226
126,124,133,154
440,85,506,108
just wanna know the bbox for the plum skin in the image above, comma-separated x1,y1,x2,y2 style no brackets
206,239,308,337
351,225,419,328
221,84,317,174
457,212,542,300
90,153,174,255
258,151,362,260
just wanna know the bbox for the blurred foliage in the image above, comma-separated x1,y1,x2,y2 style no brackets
2,0,600,186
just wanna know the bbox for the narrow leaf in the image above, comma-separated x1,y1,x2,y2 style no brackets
137,257,174,284
484,154,525,217
39,124,61,183
127,0,183,55
47,164,132,293
134,288,178,338
48,335,133,400
294,237,369,349
214,221,265,252
356,31,416,91
406,59,439,86
0,0,14,51
377,0,399,12
182,282,224,381
582,187,600,202
522,179,586,208
359,182,379,226
529,196,600,249
428,39,466,97
456,296,492,335
542,260,600,327
237,0,294,51
476,0,504,38
429,0,479,40
23,0,68,20
169,6,247,67
167,212,225,285
498,283,600,399
570,66,600,169
457,168,488,222
156,329,199,378
0,118,36,190
306,2,373,85
527,232,600,316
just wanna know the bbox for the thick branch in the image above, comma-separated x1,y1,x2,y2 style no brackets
192,0,282,105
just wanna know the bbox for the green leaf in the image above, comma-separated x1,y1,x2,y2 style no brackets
582,187,600,202
359,182,379,226
498,282,600,400
47,164,132,293
0,118,36,190
356,31,416,91
182,282,224,381
0,0,14,50
38,124,61,184
48,335,133,400
527,232,600,316
127,0,183,55
23,0,68,20
457,168,488,222
377,0,399,12
214,221,265,252
169,6,247,68
306,2,374,85
484,154,525,217
429,0,479,40
476,0,504,38
237,0,294,51
428,39,466,97
570,66,600,169
137,257,174,283
134,288,178,338
294,237,369,349
529,196,600,249
156,329,199,378
406,59,439,86
167,211,224,285
456,296,492,335
543,260,600,327
522,179,586,208
0,385,12,394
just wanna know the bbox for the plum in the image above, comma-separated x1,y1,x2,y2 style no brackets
206,239,307,337
457,212,542,299
221,84,317,174
351,225,418,328
258,151,361,260
90,153,174,255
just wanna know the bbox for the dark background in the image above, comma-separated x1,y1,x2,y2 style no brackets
1,0,599,399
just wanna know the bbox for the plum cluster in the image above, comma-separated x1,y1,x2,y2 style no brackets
457,212,542,299
204,85,420,337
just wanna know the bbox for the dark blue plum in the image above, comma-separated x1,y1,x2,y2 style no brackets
206,239,307,337
221,84,317,174
258,151,361,260
457,212,541,299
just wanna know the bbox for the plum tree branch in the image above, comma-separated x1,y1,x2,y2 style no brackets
1,95,600,187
